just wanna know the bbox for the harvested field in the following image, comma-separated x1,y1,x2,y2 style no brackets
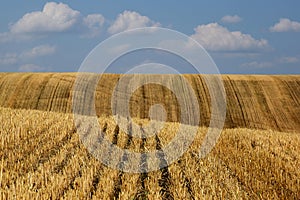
0,107,299,199
0,73,299,132
0,73,299,199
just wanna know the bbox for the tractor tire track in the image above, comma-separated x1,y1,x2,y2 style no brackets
111,119,133,200
155,135,174,200
134,126,148,200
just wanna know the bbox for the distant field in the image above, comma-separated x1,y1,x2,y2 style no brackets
0,73,299,199
0,73,299,132
0,107,299,199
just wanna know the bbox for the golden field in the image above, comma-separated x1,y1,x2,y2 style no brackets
0,73,299,199
0,73,299,132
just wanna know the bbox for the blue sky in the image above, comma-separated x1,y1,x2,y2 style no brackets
0,0,299,74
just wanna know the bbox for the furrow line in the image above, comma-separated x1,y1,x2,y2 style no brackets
134,126,148,200
177,159,195,200
111,120,133,200
155,135,174,200
90,123,116,198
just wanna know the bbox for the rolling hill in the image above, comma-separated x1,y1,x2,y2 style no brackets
0,73,299,132
0,73,299,199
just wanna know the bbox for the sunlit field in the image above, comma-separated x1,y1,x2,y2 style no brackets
0,73,299,199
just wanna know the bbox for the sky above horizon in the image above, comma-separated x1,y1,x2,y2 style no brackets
0,0,300,74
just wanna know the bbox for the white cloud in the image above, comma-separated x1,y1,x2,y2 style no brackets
213,52,260,58
221,15,242,24
0,2,105,42
82,14,105,37
279,56,299,64
241,61,273,68
10,2,80,34
270,18,300,32
0,53,18,65
19,64,44,72
191,23,268,51
0,45,55,66
241,56,299,69
21,45,56,59
83,14,105,28
0,32,33,43
108,10,160,34
0,32,11,43
108,44,131,55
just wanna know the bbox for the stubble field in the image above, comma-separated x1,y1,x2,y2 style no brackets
0,73,299,199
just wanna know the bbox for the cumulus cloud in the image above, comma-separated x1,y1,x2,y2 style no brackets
82,14,105,37
0,2,105,42
108,11,160,34
221,15,242,24
270,18,300,32
83,14,105,28
19,64,44,72
190,23,268,51
10,2,80,34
